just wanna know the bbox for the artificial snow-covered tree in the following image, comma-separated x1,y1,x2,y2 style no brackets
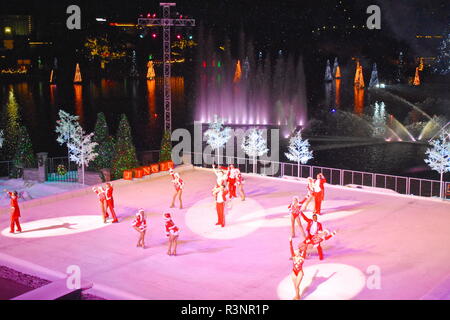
13,125,36,175
55,110,80,161
424,133,450,199
369,63,379,88
204,115,231,165
91,112,115,171
285,130,313,177
68,126,98,185
159,130,172,162
111,114,139,179
241,128,269,174
433,32,450,75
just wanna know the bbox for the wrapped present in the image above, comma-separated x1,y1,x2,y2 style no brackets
123,170,133,180
159,161,169,171
133,168,144,179
142,166,151,176
150,163,159,173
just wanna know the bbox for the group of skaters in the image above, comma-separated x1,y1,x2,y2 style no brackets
287,172,337,300
4,165,336,299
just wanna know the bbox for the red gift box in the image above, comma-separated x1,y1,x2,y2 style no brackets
142,166,151,176
159,161,169,171
133,168,144,179
150,163,159,173
123,170,133,180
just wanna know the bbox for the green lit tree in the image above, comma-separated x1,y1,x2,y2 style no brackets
91,112,115,170
111,114,139,179
1,89,21,161
12,126,35,177
159,130,172,162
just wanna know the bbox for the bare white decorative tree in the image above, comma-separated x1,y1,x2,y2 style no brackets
285,130,313,177
424,133,450,199
241,128,269,174
204,115,232,165
55,110,80,159
68,126,98,185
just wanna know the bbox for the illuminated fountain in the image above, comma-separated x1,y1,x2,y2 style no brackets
195,46,307,133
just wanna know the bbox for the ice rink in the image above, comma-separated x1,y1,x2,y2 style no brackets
1,166,449,300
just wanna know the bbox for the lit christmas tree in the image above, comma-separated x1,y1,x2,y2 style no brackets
91,112,115,171
159,130,172,162
1,89,21,161
204,115,231,165
68,126,98,185
369,63,379,88
13,126,36,169
241,128,269,174
324,59,333,82
333,57,341,79
354,61,365,88
433,32,450,75
233,60,242,83
243,56,250,79
111,114,139,179
424,133,450,198
147,60,155,80
74,63,82,83
285,130,313,177
413,67,421,86
0,130,3,149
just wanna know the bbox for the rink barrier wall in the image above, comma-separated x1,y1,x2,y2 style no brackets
0,164,193,216
184,152,450,200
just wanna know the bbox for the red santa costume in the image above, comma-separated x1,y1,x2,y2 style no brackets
7,191,21,233
132,209,147,232
227,165,239,199
288,198,302,219
313,175,327,214
212,185,228,227
164,213,179,237
300,212,330,260
105,184,118,223
169,169,184,192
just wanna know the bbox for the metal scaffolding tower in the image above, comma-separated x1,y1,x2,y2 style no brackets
138,3,195,133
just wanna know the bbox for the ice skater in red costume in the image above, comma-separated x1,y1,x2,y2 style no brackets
132,209,147,248
212,184,228,227
92,186,108,223
105,183,118,223
300,212,335,260
212,164,227,187
301,177,316,212
289,237,308,300
169,168,184,209
288,196,306,239
226,164,239,199
164,213,179,256
235,168,245,201
313,173,327,214
4,190,22,233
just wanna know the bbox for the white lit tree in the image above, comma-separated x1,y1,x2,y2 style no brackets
0,130,4,149
285,130,313,177
55,110,80,159
204,115,232,165
433,32,450,75
424,133,450,199
68,126,98,185
241,128,269,174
